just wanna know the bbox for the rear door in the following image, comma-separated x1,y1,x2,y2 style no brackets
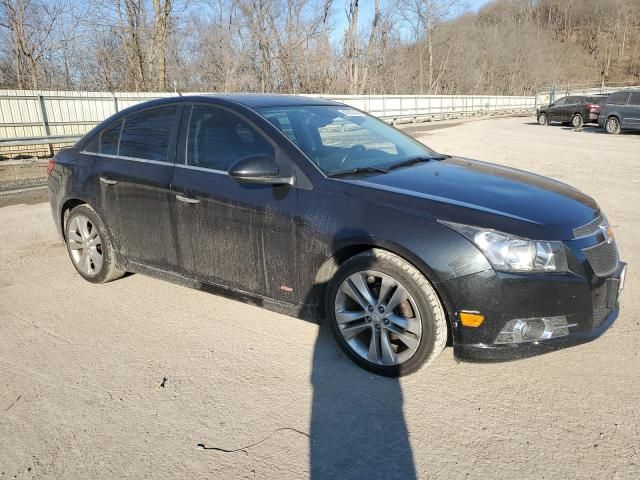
561,96,577,122
623,92,640,129
88,104,184,272
170,104,300,303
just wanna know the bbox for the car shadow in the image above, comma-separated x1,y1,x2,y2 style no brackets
306,243,417,479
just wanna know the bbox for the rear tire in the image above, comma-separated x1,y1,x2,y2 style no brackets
326,249,447,377
605,116,621,134
65,205,125,284
571,113,584,128
537,113,548,125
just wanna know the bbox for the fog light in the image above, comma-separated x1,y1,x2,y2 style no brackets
494,316,570,344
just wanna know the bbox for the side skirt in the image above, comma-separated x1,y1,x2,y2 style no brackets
125,260,321,324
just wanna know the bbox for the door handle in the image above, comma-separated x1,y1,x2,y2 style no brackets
100,177,118,185
176,194,201,204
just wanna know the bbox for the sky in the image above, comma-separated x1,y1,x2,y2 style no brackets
331,0,494,39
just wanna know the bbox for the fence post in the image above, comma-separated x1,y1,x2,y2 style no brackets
37,95,53,157
113,94,119,114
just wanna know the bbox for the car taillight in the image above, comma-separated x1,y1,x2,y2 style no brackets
47,158,56,176
587,104,600,112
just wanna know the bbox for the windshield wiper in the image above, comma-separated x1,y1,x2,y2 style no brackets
387,154,449,171
327,165,390,177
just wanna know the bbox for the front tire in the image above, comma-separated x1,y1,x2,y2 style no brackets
65,205,125,284
571,113,584,128
537,113,548,125
326,249,447,377
605,116,621,134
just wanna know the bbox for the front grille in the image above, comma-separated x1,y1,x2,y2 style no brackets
593,307,611,329
573,214,603,238
583,239,619,276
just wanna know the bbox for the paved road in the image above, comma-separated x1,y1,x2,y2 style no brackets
1,117,639,479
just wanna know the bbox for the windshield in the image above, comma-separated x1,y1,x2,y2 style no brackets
258,105,439,175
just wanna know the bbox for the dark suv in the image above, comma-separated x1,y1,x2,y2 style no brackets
598,90,640,134
537,95,606,128
48,94,626,376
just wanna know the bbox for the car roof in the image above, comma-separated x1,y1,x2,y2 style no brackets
183,93,342,108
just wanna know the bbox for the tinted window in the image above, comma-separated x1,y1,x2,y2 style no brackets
119,106,177,161
607,92,630,105
628,92,640,106
187,105,274,171
554,97,567,106
83,120,122,155
100,120,122,155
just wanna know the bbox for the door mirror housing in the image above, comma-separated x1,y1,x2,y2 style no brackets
228,154,294,185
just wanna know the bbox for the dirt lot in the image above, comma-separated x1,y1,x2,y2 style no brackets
1,117,639,479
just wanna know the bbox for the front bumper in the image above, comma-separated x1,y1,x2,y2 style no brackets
439,262,626,362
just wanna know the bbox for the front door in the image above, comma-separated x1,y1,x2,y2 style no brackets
171,104,299,303
90,104,184,272
547,97,566,122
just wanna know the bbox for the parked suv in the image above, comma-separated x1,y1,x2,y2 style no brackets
598,90,640,134
48,95,626,376
537,95,606,127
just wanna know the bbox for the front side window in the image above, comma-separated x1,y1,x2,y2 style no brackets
607,92,630,105
553,97,567,106
187,105,274,171
259,105,438,175
119,106,178,161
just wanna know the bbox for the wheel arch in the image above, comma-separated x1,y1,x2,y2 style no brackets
311,241,455,338
60,198,87,239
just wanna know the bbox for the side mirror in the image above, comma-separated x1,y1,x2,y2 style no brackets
228,154,294,185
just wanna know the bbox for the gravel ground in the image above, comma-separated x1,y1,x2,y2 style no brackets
1,117,639,479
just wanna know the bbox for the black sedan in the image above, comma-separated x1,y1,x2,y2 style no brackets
48,94,626,376
537,95,606,127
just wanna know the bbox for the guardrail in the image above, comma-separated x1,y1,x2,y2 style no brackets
0,89,536,158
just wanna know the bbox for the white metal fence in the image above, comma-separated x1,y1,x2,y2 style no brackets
0,89,536,158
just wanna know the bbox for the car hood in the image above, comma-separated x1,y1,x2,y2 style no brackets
341,157,599,240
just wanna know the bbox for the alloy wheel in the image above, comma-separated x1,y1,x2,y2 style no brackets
606,117,619,134
572,114,583,128
67,214,103,276
334,270,422,366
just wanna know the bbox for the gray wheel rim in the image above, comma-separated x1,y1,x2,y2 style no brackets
538,114,546,125
67,215,103,277
606,118,618,133
572,115,581,127
334,270,422,366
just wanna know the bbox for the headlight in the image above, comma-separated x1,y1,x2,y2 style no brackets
442,222,568,273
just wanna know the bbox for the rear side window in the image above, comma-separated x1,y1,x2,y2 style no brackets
84,119,122,155
100,121,122,155
186,105,274,171
607,92,630,105
628,92,640,106
119,106,178,161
